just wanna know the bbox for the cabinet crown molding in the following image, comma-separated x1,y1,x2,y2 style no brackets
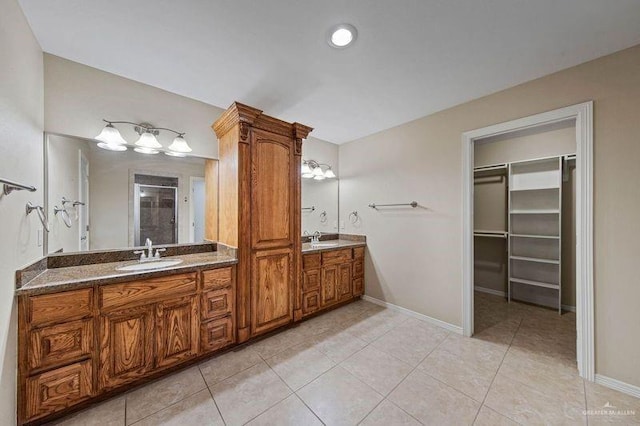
212,102,313,141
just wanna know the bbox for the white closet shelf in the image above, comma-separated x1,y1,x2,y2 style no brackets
510,277,560,290
510,255,560,265
510,209,560,214
510,233,560,239
510,186,560,192
474,230,508,238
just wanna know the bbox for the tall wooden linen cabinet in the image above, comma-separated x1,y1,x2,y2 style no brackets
213,103,313,342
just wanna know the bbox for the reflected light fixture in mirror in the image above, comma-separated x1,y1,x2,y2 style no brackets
134,131,162,154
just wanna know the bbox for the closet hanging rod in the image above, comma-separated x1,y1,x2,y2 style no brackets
1,178,37,196
473,164,507,172
474,230,508,238
368,201,418,209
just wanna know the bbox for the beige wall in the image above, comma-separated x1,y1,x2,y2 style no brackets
302,138,339,234
0,0,43,422
340,45,640,387
44,54,224,159
473,123,576,309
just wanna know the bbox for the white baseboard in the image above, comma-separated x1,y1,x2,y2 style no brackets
595,374,640,399
362,295,463,334
473,287,576,312
474,286,506,297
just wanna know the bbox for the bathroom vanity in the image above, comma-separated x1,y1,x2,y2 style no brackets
16,102,365,425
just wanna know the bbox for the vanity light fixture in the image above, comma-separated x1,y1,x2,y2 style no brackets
94,122,128,151
327,23,358,49
94,120,192,156
301,160,337,180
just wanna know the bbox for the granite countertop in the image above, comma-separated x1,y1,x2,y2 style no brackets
301,239,366,254
16,252,238,296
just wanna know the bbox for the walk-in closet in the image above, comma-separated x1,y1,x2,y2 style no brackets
473,120,577,347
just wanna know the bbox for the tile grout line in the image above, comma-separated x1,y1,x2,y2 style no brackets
356,329,454,425
470,316,523,425
197,364,227,426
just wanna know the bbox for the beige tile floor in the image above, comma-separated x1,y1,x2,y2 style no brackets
52,294,640,425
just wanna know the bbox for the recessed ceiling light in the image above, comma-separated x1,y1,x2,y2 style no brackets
327,24,357,49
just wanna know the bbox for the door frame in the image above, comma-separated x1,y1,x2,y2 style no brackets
189,176,205,243
461,101,594,380
78,150,90,251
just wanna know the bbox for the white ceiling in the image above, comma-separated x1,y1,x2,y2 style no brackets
19,0,640,143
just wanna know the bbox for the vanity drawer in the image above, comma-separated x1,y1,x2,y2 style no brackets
202,267,233,290
302,253,321,270
353,259,364,278
302,268,321,291
25,360,93,421
100,273,197,310
353,247,365,259
202,287,234,320
353,277,364,296
302,291,320,316
28,288,93,327
28,319,93,372
201,316,234,353
321,249,352,265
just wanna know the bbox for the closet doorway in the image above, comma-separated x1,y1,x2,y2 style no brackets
462,102,594,380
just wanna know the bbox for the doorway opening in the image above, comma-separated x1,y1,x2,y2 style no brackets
462,102,594,380
190,176,205,243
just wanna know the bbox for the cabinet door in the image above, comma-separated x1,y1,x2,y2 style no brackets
353,277,364,296
156,295,199,369
321,265,339,307
99,305,154,390
338,263,353,301
250,129,294,250
251,248,293,335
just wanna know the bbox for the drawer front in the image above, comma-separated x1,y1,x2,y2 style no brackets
353,247,365,259
302,291,320,316
353,277,364,296
322,249,352,265
353,259,364,278
302,268,321,291
25,360,92,421
28,319,93,372
202,286,234,320
202,267,233,290
201,316,234,353
100,273,197,310
302,253,321,270
29,288,93,327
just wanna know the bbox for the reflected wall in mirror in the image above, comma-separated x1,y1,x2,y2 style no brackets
46,133,214,254
301,139,339,235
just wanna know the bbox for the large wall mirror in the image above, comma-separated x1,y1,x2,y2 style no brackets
45,133,213,254
301,140,339,236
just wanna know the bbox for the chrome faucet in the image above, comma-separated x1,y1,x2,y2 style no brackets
133,238,166,262
311,231,321,245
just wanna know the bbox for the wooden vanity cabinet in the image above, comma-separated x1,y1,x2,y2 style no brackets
18,265,236,425
302,246,365,317
213,102,312,341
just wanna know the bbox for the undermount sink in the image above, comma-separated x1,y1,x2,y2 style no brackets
311,243,339,248
116,259,184,272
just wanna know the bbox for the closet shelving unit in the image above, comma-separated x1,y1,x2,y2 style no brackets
508,156,563,313
473,164,509,239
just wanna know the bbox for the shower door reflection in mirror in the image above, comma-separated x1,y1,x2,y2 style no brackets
133,176,179,246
